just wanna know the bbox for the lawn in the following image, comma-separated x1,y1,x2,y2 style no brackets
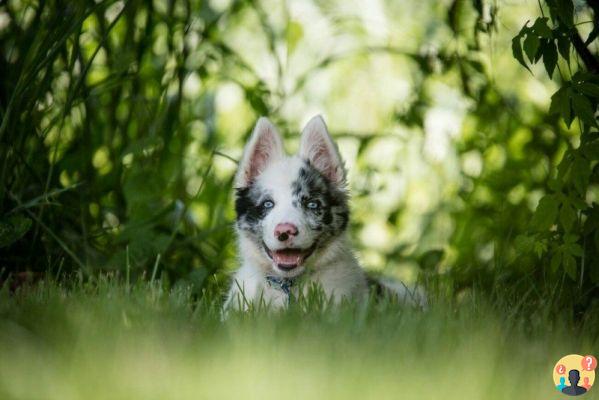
0,277,592,400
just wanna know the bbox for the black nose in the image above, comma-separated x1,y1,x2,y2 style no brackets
277,232,289,242
274,223,298,242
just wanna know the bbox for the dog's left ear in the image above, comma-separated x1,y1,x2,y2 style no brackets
299,115,346,185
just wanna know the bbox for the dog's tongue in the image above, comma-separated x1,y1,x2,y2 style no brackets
272,249,303,266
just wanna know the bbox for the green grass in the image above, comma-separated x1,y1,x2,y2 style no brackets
0,277,595,400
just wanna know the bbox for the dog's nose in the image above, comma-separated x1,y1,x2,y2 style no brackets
274,223,298,242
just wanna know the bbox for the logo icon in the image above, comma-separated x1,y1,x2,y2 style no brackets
553,354,596,396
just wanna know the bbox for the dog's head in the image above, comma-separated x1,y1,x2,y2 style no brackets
234,116,349,278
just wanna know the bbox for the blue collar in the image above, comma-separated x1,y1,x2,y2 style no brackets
265,275,295,297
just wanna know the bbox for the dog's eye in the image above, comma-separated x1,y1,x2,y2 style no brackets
307,200,320,209
262,200,274,209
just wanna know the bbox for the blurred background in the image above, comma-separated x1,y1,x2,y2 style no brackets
1,0,597,308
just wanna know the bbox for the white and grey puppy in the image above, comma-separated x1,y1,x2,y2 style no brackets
225,115,423,310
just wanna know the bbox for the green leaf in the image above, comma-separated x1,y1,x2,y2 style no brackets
569,196,588,210
564,233,578,244
577,82,599,98
541,39,558,78
557,30,571,63
532,17,552,38
562,253,577,280
583,139,599,160
418,249,445,270
571,93,598,127
0,214,33,248
550,87,573,127
559,202,576,232
568,243,583,257
286,21,303,55
557,150,573,179
571,156,590,195
515,234,534,252
548,178,562,191
550,251,562,272
533,240,548,258
532,194,559,231
523,33,540,63
512,35,531,72
556,0,574,27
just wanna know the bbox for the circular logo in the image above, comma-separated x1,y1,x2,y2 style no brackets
553,354,596,396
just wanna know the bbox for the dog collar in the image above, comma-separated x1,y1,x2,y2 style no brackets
265,275,295,297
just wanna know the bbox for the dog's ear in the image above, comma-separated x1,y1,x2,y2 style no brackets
235,117,284,187
299,115,345,185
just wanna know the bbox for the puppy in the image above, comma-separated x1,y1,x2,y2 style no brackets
225,116,424,310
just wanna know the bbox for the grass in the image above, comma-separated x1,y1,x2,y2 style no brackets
0,276,595,400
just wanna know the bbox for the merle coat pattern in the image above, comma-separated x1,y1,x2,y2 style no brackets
225,116,423,310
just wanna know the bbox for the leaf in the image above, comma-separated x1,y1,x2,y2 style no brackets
557,33,571,63
577,82,599,98
418,249,445,271
286,21,303,55
541,39,558,78
515,234,534,252
550,87,573,127
569,196,588,210
571,93,598,127
534,39,548,63
523,33,540,63
532,194,559,231
564,233,578,244
583,139,599,160
466,59,485,73
548,178,562,191
245,84,270,115
512,35,531,72
559,202,576,232
562,253,577,280
550,251,562,272
0,214,32,248
567,243,583,257
571,156,591,195
532,17,552,38
556,0,574,27
533,240,548,258
557,150,573,179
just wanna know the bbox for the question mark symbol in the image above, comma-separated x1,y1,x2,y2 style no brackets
581,355,597,371
556,363,566,374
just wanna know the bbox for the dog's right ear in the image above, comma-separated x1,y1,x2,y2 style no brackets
235,117,284,188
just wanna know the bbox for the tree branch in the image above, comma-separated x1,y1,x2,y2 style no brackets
571,30,599,73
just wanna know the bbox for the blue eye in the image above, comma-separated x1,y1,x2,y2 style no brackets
307,200,320,209
262,200,274,209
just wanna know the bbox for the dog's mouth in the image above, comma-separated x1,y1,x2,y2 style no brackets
263,242,317,271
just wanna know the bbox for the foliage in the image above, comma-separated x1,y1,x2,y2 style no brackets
0,0,597,312
510,0,599,299
0,0,245,288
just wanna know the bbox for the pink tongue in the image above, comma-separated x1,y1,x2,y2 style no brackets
272,251,303,265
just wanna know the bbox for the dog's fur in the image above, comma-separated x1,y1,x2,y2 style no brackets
225,116,424,310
